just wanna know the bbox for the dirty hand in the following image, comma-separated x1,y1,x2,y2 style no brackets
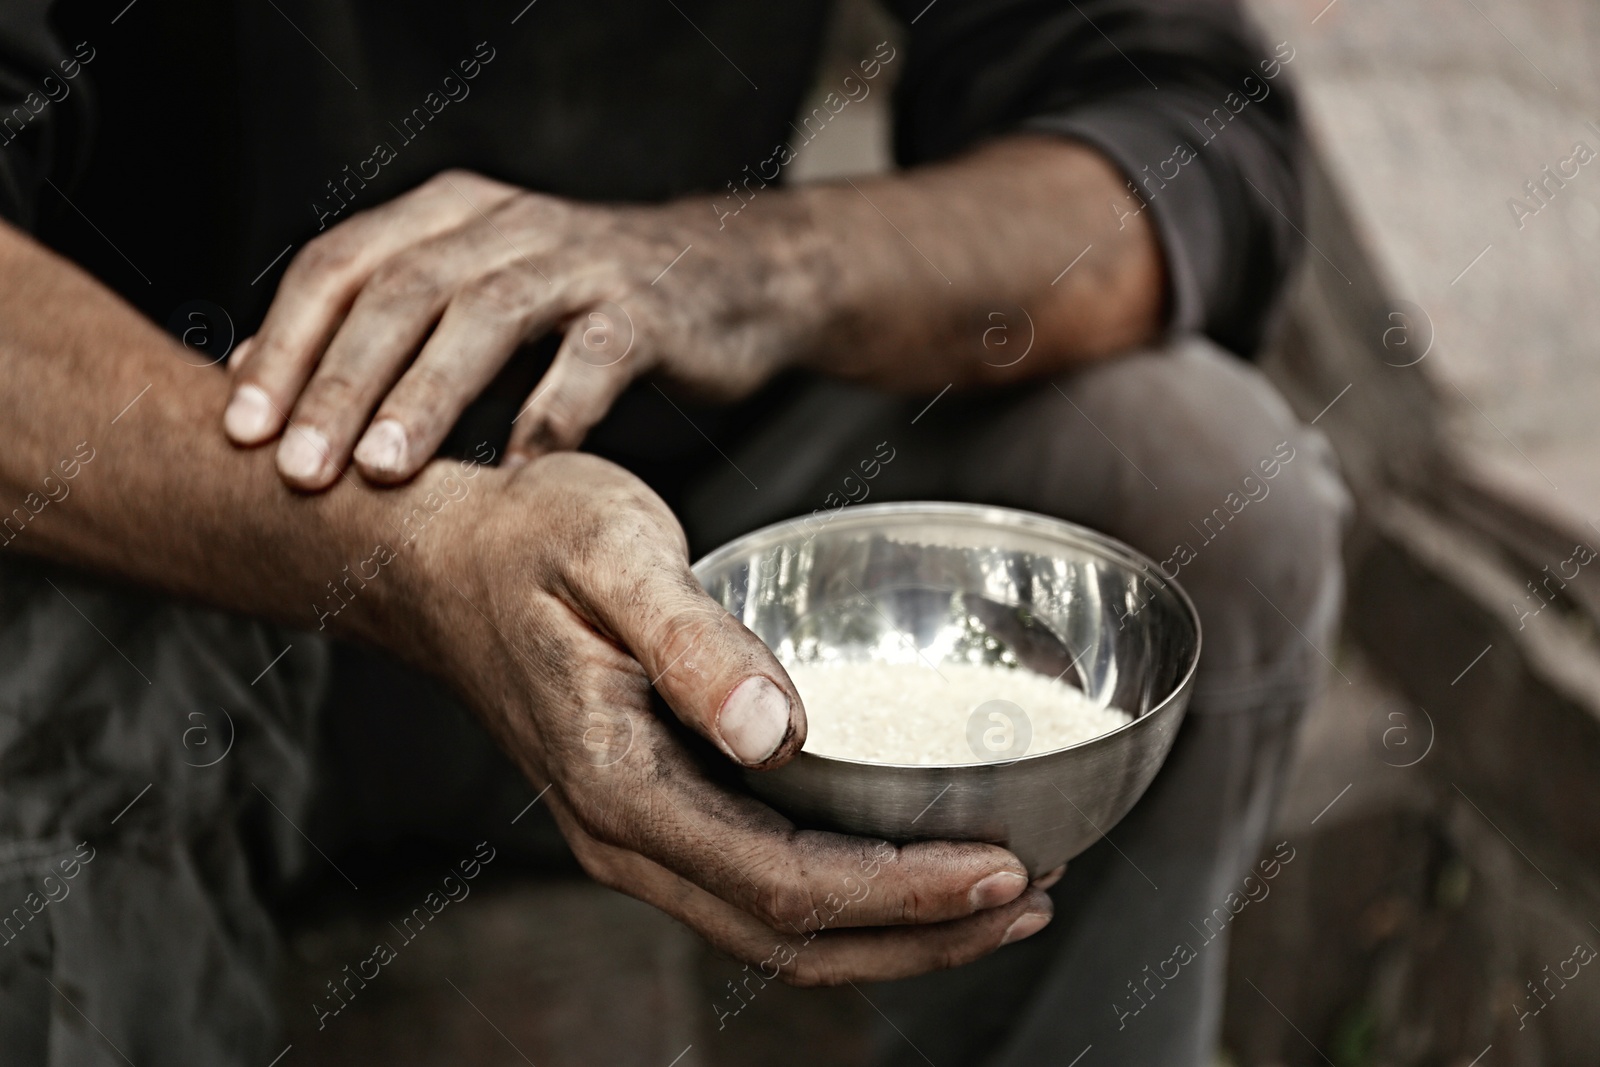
224,170,818,489
417,453,1052,984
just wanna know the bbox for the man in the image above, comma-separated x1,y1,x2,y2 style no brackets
0,1,1347,1063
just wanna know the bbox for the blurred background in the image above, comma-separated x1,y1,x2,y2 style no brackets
274,1,1600,1063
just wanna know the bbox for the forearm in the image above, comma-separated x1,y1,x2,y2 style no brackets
765,134,1167,390
0,220,476,655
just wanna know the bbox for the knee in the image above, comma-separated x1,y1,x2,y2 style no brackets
967,336,1350,702
1176,425,1348,703
1102,339,1351,701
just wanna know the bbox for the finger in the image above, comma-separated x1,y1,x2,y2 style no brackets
755,887,1054,986
644,772,1035,930
353,269,580,483
272,236,499,489
551,668,1031,929
570,530,803,769
565,818,1053,985
224,171,515,446
1033,864,1067,891
226,335,255,375
537,550,1034,930
506,304,643,464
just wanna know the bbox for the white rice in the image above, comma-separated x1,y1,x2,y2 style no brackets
788,661,1131,765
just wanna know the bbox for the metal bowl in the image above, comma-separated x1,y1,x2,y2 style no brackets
692,502,1201,877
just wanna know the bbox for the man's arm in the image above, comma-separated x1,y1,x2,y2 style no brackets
888,0,1304,358
219,135,1165,490
780,135,1167,392
0,218,420,648
0,219,1052,983
221,0,1301,493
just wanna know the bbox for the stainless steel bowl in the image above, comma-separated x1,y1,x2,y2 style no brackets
692,502,1201,877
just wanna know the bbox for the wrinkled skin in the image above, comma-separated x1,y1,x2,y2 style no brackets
213,137,1159,980
419,452,1052,985
225,170,823,486
222,140,1163,490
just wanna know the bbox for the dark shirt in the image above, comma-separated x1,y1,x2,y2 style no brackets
0,0,1302,488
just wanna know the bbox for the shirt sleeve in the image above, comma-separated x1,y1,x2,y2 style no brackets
885,0,1304,357
0,1,89,231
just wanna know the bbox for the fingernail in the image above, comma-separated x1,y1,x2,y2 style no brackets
278,425,330,482
718,676,791,765
1032,865,1067,892
224,385,274,442
355,419,408,475
968,871,1027,911
504,451,529,469
1000,911,1050,946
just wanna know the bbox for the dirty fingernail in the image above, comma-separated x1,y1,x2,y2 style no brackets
1000,911,1051,946
278,425,330,482
969,871,1027,911
355,419,409,475
719,676,791,765
224,384,274,442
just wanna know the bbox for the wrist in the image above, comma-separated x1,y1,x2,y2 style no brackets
336,453,511,674
657,187,839,387
741,137,1169,388
757,177,948,383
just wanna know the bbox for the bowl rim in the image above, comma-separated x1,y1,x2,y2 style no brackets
692,500,1204,771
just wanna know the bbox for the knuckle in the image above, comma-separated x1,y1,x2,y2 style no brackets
425,169,520,213
460,269,533,321
368,258,440,304
512,188,572,227
427,167,471,190
931,938,969,973
535,408,585,450
751,876,816,931
392,363,456,412
584,502,666,563
780,955,837,989
564,829,625,887
300,371,365,415
541,461,679,580
570,302,639,366
894,886,929,925
565,534,651,615
427,167,488,195
562,790,627,849
288,234,355,284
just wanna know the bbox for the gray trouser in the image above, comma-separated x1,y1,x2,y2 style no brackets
0,335,1348,1066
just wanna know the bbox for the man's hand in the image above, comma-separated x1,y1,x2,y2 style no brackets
225,137,1165,491
420,452,1052,984
0,218,1047,986
223,170,821,489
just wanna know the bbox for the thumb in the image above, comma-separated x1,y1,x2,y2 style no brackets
583,548,806,770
